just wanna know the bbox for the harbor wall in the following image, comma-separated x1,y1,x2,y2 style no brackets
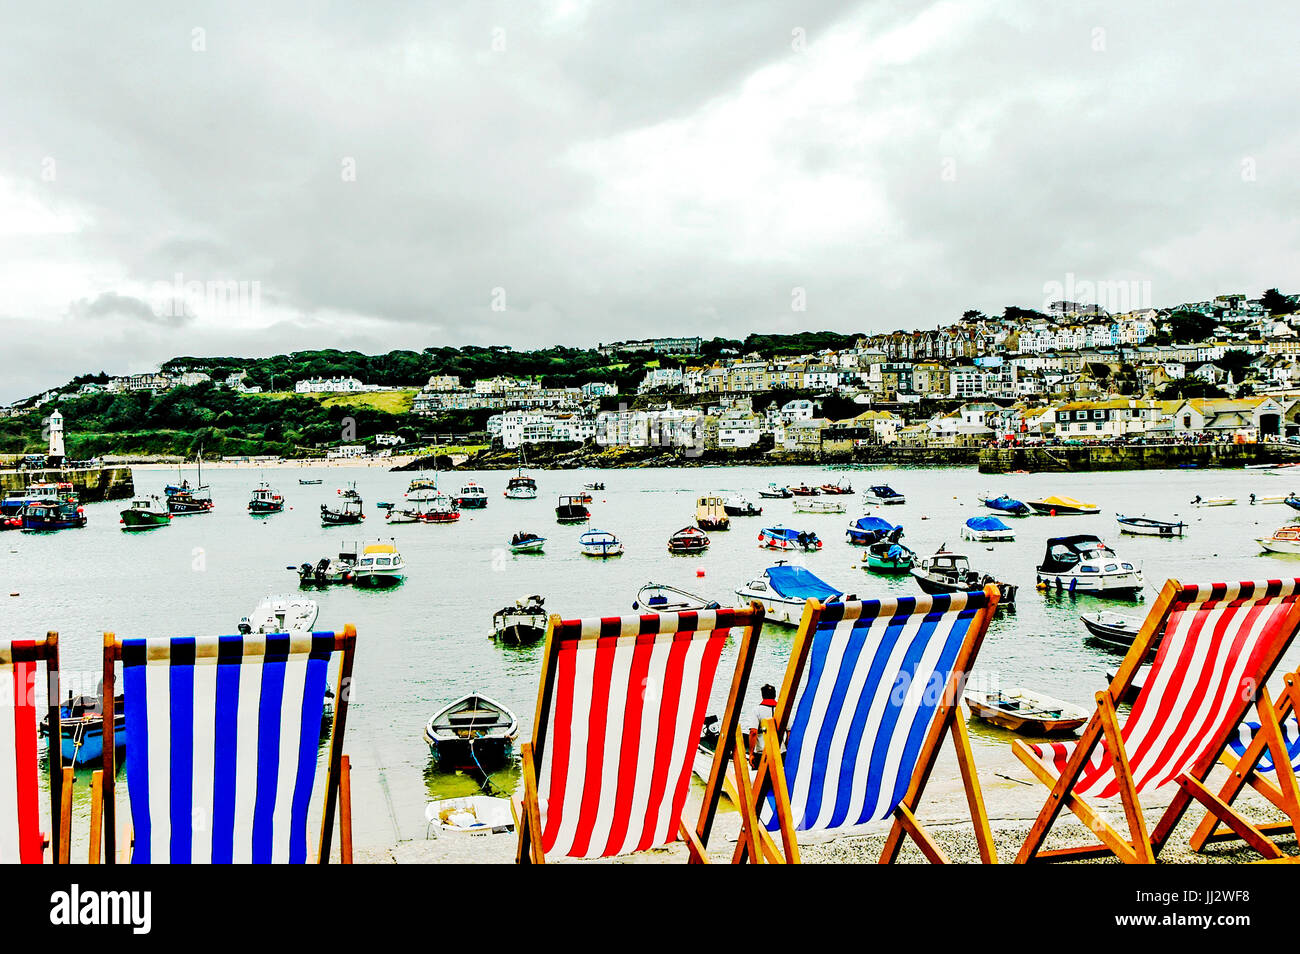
978,443,1287,474
0,466,135,502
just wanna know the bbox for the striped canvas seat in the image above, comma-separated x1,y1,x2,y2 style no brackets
517,606,765,863
762,591,991,832
0,641,43,863
1027,580,1300,799
1228,717,1300,774
105,630,351,864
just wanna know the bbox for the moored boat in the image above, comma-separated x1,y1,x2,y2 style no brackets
119,496,172,531
758,483,793,499
820,478,854,495
1036,534,1143,597
723,494,762,517
492,595,547,645
579,528,623,557
555,495,590,523
668,526,710,554
583,481,605,491
964,687,1088,735
299,478,323,485
793,497,846,514
788,483,820,496
864,484,905,505
633,582,721,612
248,481,285,514
1079,610,1161,657
422,492,461,523
454,481,489,509
509,530,546,554
735,562,849,625
320,485,365,525
424,693,518,768
1116,514,1186,537
845,515,897,546
295,542,358,586
1191,495,1236,507
18,486,86,531
505,448,538,499
40,692,126,767
695,495,731,531
863,527,914,573
758,526,822,552
911,549,1016,604
1257,525,1300,555
166,455,213,514
352,540,407,586
238,594,320,637
1285,495,1300,512
1027,495,1099,516
1250,494,1289,505
961,515,1014,542
980,493,1032,517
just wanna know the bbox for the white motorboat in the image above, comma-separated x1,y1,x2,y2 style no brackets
352,540,407,586
1257,525,1300,555
864,484,905,505
425,795,515,833
723,494,762,517
579,528,623,557
793,498,846,515
453,481,489,509
961,515,1014,541
1190,495,1236,507
1115,515,1187,537
239,595,319,638
1036,534,1143,598
492,595,548,645
505,448,538,499
735,562,849,625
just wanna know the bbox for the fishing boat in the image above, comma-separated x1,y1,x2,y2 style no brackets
695,496,730,531
735,562,849,625
1,484,71,529
864,484,905,505
248,481,285,514
298,478,323,485
426,795,515,833
555,495,590,523
1257,525,1300,554
40,692,125,767
980,493,1033,517
386,497,431,524
668,526,710,554
238,594,319,637
820,478,854,495
1036,535,1143,597
454,481,489,509
492,595,547,645
789,483,820,496
863,533,916,574
166,454,213,514
758,526,823,552
962,515,1014,542
911,549,1017,604
424,693,518,768
846,515,897,545
119,496,172,531
1115,515,1186,537
579,528,623,557
633,583,721,612
758,483,793,499
19,496,87,532
352,540,407,587
320,485,365,526
723,494,762,517
964,687,1088,735
1250,494,1290,505
793,497,846,515
406,477,440,502
1026,495,1099,516
1191,495,1236,507
509,530,546,554
423,492,461,523
504,448,538,499
294,542,358,586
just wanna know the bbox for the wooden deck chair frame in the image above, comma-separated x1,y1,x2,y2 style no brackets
515,603,765,864
734,585,1001,865
1015,579,1300,864
93,625,357,864
3,632,68,863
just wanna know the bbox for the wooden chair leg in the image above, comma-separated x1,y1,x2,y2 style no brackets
339,754,353,864
1178,775,1285,860
951,708,997,864
88,770,103,865
58,766,73,864
1097,691,1154,863
516,743,545,865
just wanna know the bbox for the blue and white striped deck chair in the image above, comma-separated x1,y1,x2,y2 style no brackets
732,586,1001,864
94,625,357,864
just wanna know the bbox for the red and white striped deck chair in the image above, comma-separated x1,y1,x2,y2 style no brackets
1,633,66,864
1016,578,1300,864
515,604,765,864
733,587,1001,865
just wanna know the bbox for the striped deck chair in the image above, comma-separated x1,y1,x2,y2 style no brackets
515,605,764,864
1015,579,1300,864
93,626,357,864
736,587,1001,864
1,633,66,864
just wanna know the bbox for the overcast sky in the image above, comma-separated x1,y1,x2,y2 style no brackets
1,0,1297,401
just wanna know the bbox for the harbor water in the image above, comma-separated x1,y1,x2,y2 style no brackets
4,464,1299,850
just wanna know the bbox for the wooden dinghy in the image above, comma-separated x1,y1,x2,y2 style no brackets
964,687,1088,735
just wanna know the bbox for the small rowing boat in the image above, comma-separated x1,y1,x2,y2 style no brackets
579,528,623,557
1115,514,1186,537
793,497,846,514
634,583,720,612
668,526,710,554
424,693,518,769
964,687,1088,735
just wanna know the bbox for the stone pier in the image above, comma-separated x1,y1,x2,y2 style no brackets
0,466,135,502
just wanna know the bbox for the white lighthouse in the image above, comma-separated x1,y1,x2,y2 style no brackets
47,409,66,465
